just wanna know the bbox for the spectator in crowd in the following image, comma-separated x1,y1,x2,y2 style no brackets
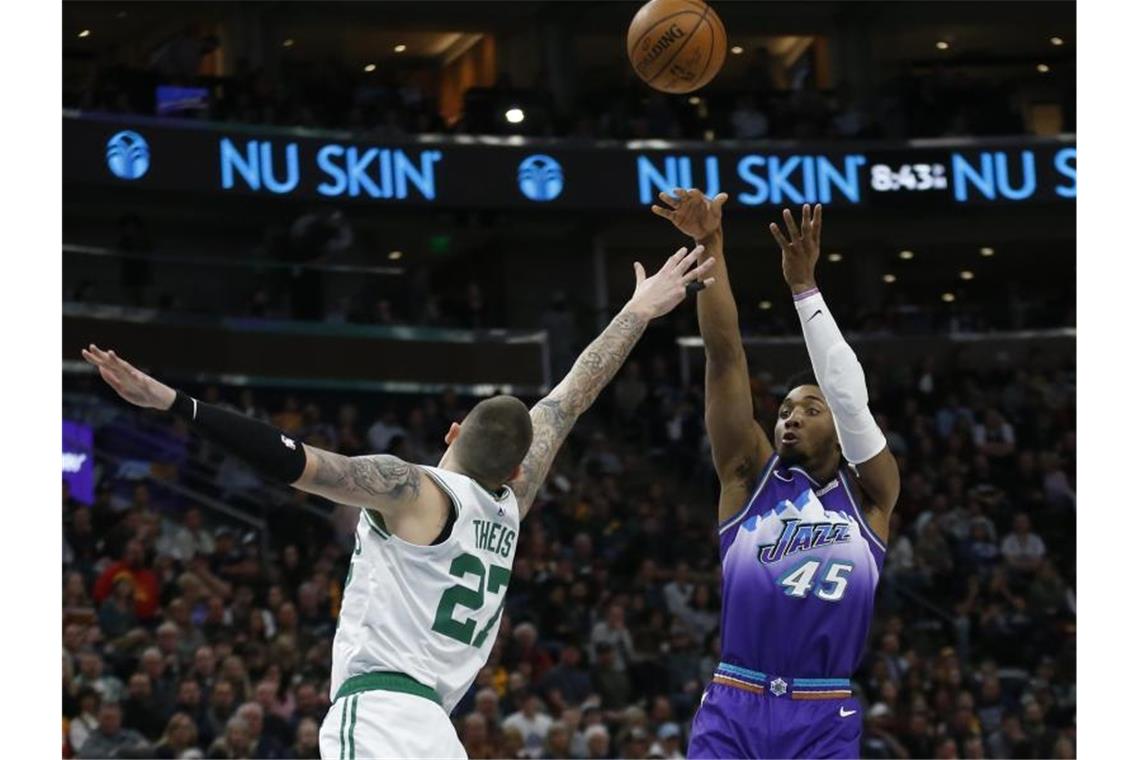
207,715,253,759
291,717,321,759
590,603,635,671
122,672,166,742
68,688,101,757
76,702,149,759
62,353,1075,758
540,642,592,707
1001,512,1048,575
502,691,554,759
151,712,200,759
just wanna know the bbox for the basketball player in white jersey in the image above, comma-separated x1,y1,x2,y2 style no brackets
82,243,716,759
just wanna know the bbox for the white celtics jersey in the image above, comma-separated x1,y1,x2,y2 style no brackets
329,466,520,714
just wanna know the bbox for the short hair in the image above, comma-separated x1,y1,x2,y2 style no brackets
453,396,533,486
784,368,819,394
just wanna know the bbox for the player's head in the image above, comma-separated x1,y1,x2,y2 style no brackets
442,395,534,488
774,371,840,467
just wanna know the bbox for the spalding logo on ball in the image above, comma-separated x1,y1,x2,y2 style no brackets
627,0,727,94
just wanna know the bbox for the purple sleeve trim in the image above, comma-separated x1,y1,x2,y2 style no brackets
792,288,821,302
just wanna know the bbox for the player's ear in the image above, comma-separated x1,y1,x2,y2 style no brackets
444,422,462,446
507,463,523,484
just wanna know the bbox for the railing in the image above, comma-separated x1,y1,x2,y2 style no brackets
64,393,336,533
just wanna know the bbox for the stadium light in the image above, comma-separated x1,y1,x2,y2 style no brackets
828,253,842,263
980,247,995,257
364,63,377,73
388,251,404,261
759,301,772,310
505,108,525,124
960,270,975,280
78,29,91,38
688,96,701,105
731,46,744,55
283,38,295,48
394,44,407,53
883,274,897,284
936,40,950,50
1050,36,1064,46
899,250,915,260
942,292,957,303
1037,63,1051,73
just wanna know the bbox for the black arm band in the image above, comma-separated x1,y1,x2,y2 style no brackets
169,391,308,484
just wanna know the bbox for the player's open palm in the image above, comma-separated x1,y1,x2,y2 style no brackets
81,344,176,410
628,245,716,320
769,204,823,292
651,188,728,239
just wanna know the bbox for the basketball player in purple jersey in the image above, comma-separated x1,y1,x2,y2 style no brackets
652,191,900,758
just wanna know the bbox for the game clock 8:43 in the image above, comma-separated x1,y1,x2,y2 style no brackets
870,163,948,192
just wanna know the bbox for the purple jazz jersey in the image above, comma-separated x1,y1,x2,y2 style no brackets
689,454,886,759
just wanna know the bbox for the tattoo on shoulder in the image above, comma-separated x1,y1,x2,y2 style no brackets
312,451,421,502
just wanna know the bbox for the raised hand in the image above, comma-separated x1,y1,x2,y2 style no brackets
81,344,176,410
769,203,823,294
626,245,716,320
651,188,729,240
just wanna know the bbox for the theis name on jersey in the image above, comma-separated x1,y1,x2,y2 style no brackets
472,519,516,559
756,517,851,565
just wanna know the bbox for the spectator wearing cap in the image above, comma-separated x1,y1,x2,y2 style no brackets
76,702,149,759
621,726,651,759
93,539,161,620
502,691,552,759
861,702,907,759
649,722,684,759
584,724,611,759
97,576,139,643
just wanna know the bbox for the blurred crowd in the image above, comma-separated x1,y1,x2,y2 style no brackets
65,26,1071,142
62,347,1075,758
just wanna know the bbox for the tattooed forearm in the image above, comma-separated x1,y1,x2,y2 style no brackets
512,308,649,516
557,309,649,416
303,447,421,507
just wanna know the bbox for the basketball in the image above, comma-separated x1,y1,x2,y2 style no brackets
627,0,727,94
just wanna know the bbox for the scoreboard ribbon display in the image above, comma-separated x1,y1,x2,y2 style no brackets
65,112,1076,209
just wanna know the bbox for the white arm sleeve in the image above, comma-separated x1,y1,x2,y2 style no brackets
793,288,887,465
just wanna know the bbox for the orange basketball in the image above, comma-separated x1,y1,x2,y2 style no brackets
627,0,727,94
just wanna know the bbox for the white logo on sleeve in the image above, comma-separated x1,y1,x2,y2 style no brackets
281,435,296,450
839,707,857,718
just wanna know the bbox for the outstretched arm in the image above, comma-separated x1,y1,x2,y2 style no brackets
81,346,425,519
652,189,772,521
509,245,716,518
769,205,901,536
